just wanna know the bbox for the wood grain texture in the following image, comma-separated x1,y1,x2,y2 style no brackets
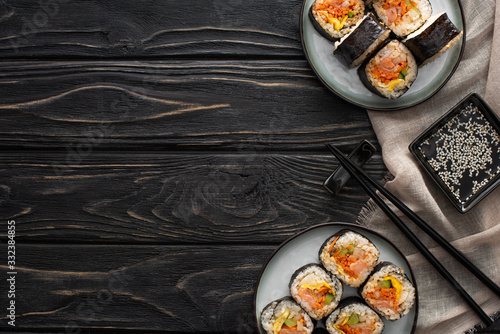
0,0,304,58
0,244,270,332
0,60,372,150
0,1,387,332
0,151,385,244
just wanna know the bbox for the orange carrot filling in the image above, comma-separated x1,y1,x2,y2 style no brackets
315,286,332,309
365,286,400,309
337,324,364,334
280,325,297,331
372,61,407,85
328,235,341,254
382,0,418,18
298,285,333,310
332,248,359,278
315,1,358,20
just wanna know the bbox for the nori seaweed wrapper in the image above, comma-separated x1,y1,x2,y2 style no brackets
309,5,338,42
403,12,462,66
334,13,391,67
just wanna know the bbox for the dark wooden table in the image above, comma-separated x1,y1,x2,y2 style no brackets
0,1,388,332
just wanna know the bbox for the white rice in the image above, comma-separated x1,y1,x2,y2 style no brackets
326,300,385,334
404,11,442,40
372,0,432,37
361,263,416,321
364,40,418,99
289,264,343,320
261,297,314,334
320,231,380,287
311,0,365,39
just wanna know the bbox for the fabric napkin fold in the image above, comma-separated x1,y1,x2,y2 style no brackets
485,0,500,107
357,0,500,332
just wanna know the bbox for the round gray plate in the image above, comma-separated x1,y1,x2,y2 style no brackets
300,0,465,111
254,222,418,333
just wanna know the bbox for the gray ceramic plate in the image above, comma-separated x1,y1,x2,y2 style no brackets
254,222,418,333
300,0,465,111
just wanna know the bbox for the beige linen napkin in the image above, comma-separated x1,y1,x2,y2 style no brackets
357,0,500,332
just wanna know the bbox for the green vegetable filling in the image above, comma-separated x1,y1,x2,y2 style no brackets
283,318,297,327
347,11,354,18
377,279,392,289
339,244,355,256
324,293,335,305
346,313,360,326
405,0,421,14
399,68,408,79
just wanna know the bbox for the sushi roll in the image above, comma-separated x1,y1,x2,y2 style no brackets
289,263,343,320
319,230,380,288
372,0,432,37
403,12,463,66
325,297,385,334
333,13,392,68
260,297,314,334
360,262,416,321
358,39,418,99
309,0,365,41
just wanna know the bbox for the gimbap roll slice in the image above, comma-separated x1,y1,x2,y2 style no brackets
319,230,380,288
309,0,365,41
358,39,418,99
372,0,432,37
261,297,314,334
403,12,463,66
326,297,385,334
333,13,391,68
289,263,343,320
360,262,416,321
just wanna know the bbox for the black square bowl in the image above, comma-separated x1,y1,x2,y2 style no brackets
409,93,500,213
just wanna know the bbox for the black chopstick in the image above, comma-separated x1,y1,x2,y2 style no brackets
327,143,500,299
326,143,493,326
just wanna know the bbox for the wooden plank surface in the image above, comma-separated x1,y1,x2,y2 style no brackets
0,151,385,244
0,60,371,150
0,0,304,58
0,244,270,332
0,1,385,333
